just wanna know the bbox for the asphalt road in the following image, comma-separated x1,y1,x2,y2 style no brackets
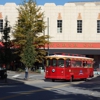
0,71,100,100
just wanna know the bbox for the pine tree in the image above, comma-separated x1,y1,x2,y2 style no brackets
13,0,49,69
21,33,36,68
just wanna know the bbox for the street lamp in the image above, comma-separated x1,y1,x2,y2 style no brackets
47,17,49,55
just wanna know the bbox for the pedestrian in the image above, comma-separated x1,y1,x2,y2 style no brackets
25,67,28,80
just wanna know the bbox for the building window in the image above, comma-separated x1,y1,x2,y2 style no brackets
57,20,62,33
97,20,100,33
0,19,3,32
77,20,82,33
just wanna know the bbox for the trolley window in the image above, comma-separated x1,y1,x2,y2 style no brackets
83,61,92,68
58,59,64,67
87,63,92,68
46,59,51,67
71,61,82,67
65,59,71,67
51,58,57,67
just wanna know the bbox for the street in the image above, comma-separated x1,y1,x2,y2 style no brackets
0,71,100,100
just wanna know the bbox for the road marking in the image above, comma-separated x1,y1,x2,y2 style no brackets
44,84,70,90
25,80,44,84
29,74,44,78
12,74,21,78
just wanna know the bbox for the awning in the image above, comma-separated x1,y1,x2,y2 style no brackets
48,49,100,55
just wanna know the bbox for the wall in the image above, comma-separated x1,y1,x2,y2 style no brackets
0,2,100,43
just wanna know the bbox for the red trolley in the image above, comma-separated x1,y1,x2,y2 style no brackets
45,53,94,82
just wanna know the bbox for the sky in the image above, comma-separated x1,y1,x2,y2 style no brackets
0,0,94,5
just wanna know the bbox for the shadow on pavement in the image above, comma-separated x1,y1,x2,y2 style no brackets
71,75,100,93
0,78,24,85
44,78,86,82
0,76,100,100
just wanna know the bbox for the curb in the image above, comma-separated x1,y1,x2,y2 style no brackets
0,81,24,85
0,78,44,85
0,75,99,85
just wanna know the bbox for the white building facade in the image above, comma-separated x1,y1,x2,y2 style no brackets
0,2,100,67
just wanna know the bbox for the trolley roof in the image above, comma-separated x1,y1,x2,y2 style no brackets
46,54,94,61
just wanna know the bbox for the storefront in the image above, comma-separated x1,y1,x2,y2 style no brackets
45,42,100,71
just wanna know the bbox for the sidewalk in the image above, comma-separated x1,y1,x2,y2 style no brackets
86,74,100,84
0,72,99,85
0,70,44,85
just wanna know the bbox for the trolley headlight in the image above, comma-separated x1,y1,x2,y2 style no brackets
69,69,71,72
52,69,55,72
61,71,63,73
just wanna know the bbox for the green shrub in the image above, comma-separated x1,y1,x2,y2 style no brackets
17,68,24,72
35,69,41,73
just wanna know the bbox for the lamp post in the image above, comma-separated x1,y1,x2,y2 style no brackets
47,17,49,55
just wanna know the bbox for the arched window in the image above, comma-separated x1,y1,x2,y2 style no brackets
58,59,64,67
66,59,71,67
46,59,50,67
51,58,57,67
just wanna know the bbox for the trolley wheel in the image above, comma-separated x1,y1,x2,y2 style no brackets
70,76,73,82
92,75,94,77
52,79,55,82
90,74,94,78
